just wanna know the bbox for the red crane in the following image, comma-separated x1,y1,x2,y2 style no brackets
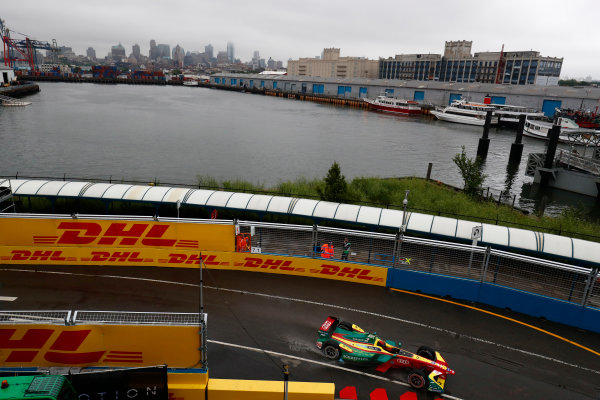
1,18,56,71
495,44,505,84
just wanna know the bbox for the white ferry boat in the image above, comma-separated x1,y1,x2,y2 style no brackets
524,117,600,146
363,95,422,115
430,99,498,126
492,104,545,125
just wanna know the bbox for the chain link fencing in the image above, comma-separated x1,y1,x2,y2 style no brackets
238,221,599,309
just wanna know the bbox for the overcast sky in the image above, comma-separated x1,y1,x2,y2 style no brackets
2,0,598,79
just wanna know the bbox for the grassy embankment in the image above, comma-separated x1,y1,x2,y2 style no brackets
15,175,599,243
198,175,600,243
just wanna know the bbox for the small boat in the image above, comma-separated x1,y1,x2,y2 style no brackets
363,95,422,115
559,108,600,129
1,100,31,106
492,104,545,125
523,117,600,146
430,99,498,126
0,94,31,106
183,79,199,86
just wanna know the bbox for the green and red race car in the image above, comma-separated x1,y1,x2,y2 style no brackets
316,316,455,393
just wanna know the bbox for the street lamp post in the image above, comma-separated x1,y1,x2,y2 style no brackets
394,190,410,268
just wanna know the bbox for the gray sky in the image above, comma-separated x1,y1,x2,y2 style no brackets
2,0,598,79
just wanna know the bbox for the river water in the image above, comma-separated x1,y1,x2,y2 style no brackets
0,82,597,217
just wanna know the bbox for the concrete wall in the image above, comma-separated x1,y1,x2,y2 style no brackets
212,73,600,111
387,268,600,333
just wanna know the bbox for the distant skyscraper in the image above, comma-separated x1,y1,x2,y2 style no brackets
216,51,228,64
157,44,170,60
149,40,157,59
132,44,140,60
111,43,126,61
205,44,213,59
173,45,184,68
227,42,234,64
86,47,96,60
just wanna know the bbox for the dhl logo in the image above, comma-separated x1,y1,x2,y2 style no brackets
166,254,383,281
32,222,199,248
0,328,143,365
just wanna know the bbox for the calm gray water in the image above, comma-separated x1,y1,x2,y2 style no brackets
0,82,596,216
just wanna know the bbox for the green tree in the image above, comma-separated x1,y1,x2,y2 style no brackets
453,146,487,197
317,161,348,202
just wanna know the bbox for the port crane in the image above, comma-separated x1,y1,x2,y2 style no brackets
1,17,56,71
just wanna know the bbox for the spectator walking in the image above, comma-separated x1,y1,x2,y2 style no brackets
341,237,351,260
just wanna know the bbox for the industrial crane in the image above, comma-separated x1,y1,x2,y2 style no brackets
1,17,56,71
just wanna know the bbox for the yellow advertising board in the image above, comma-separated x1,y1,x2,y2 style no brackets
0,217,387,286
0,324,201,368
0,247,387,286
0,218,234,251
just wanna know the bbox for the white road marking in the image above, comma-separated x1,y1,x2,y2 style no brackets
0,296,17,301
2,267,599,376
208,339,464,400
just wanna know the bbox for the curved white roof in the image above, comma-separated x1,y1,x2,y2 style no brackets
1,178,598,266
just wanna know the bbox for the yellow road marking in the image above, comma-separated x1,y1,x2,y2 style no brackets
390,288,600,357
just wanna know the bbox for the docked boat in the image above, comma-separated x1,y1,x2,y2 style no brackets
492,104,545,125
523,117,600,146
559,109,600,129
183,79,199,86
363,95,422,115
430,99,498,126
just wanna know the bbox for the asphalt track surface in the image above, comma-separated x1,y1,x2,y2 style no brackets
1,265,600,400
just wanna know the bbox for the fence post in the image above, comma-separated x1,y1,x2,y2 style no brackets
480,246,492,282
392,232,401,268
580,268,598,307
312,224,318,258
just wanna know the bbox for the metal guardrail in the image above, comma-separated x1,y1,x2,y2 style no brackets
238,221,600,309
556,149,600,176
0,311,71,324
0,311,204,326
72,311,205,326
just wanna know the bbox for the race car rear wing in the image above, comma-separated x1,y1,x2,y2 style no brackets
318,316,339,338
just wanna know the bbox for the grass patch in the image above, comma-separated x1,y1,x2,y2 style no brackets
192,175,600,242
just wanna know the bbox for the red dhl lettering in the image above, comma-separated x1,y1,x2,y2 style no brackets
0,328,108,364
166,254,218,264
164,255,377,280
10,250,66,261
55,222,176,247
319,265,373,280
90,251,145,262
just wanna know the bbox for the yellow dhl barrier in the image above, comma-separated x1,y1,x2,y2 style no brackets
207,379,334,400
0,247,387,286
0,324,201,368
0,217,387,286
168,372,208,400
0,218,234,251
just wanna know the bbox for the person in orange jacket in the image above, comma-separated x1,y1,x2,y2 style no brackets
321,241,334,258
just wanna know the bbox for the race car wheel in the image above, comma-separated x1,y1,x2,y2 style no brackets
323,344,341,360
417,345,435,360
338,321,353,331
407,369,427,390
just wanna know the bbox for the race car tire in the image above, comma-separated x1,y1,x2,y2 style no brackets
416,345,436,360
407,369,427,390
338,321,353,331
323,344,341,360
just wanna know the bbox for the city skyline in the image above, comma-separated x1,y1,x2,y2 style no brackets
2,0,598,79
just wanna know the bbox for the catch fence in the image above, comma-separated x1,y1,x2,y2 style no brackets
238,221,599,309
